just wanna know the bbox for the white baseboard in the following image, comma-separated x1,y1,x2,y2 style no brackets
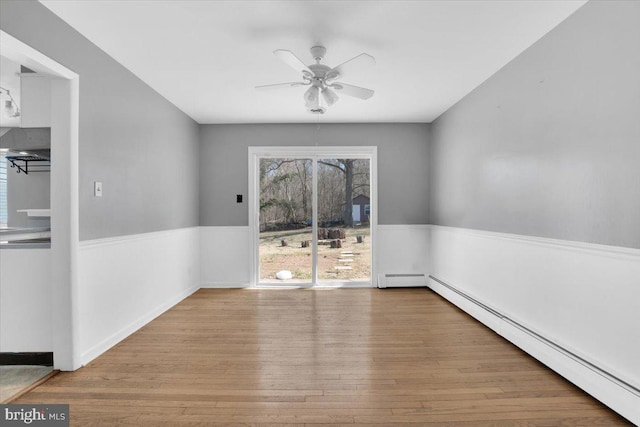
80,284,199,365
200,282,250,289
317,282,375,288
499,318,640,424
428,225,640,424
428,276,503,333
78,227,200,365
201,282,377,289
430,276,639,425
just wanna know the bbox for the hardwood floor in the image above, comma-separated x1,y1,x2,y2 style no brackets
16,288,630,426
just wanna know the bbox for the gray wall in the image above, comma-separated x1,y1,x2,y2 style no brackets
0,0,200,240
200,123,430,226
6,168,50,228
429,0,640,249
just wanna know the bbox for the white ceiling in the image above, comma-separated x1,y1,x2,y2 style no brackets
40,0,586,124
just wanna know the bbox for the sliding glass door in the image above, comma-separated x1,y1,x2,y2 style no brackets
250,147,376,287
259,158,313,284
316,158,370,282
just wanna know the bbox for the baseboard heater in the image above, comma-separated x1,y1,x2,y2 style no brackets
378,273,427,288
428,275,640,401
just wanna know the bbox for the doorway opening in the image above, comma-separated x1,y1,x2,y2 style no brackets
250,147,377,287
0,30,80,372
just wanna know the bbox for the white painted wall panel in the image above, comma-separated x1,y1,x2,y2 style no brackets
0,248,52,352
78,227,200,364
377,225,430,285
431,276,640,425
429,225,640,392
200,225,430,288
200,226,250,287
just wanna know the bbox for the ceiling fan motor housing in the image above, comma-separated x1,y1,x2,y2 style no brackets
310,45,326,62
308,64,332,84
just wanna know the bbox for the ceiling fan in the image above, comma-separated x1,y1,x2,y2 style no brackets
256,46,375,114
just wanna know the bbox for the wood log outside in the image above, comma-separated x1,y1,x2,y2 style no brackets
328,228,346,239
318,228,328,240
281,239,288,247
319,228,346,239
330,239,342,249
301,240,309,248
356,236,364,244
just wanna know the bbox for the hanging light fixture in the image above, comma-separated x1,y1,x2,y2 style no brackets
321,87,338,107
0,86,21,118
304,85,326,114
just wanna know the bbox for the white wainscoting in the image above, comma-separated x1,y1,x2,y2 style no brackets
200,226,251,287
377,224,430,286
428,225,640,424
78,227,200,365
0,248,52,352
199,225,430,288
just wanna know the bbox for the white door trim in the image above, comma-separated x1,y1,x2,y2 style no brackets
1,30,81,370
248,146,378,288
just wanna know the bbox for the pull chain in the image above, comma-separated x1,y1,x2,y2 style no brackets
316,112,320,146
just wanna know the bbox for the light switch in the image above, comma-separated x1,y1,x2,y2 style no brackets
94,181,103,197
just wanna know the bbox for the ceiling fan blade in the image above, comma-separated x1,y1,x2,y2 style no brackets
255,82,308,90
330,83,374,100
330,53,375,80
321,87,339,106
274,49,313,77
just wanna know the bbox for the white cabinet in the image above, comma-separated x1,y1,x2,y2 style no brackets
20,74,51,128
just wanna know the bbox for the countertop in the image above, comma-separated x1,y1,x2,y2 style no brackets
0,226,51,236
0,227,51,249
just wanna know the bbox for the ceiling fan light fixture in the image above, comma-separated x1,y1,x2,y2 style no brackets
305,86,326,114
304,86,319,108
321,87,338,107
259,46,375,113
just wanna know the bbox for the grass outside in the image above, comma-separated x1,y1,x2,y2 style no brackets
259,225,371,282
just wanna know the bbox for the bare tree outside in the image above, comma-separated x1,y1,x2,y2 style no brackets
318,159,370,226
259,158,371,283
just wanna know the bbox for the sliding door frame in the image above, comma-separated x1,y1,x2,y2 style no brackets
248,146,377,288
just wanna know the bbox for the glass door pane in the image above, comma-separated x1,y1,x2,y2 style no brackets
317,158,371,283
259,158,313,284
